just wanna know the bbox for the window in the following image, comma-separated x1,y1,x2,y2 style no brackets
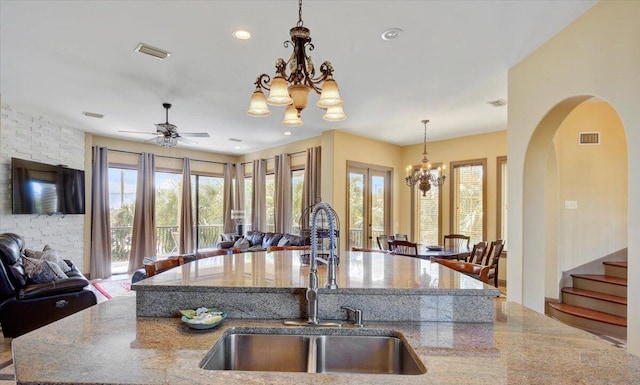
155,171,181,256
244,176,252,234
497,156,507,250
192,175,224,249
413,165,442,246
450,159,486,244
291,169,304,233
108,167,137,274
265,173,275,232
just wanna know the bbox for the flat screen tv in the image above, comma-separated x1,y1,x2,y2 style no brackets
11,158,85,215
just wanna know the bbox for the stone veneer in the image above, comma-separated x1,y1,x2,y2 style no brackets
0,103,86,272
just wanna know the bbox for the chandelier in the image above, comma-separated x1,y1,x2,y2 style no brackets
246,0,346,126
405,120,446,196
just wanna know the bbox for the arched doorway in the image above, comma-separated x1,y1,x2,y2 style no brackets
522,96,628,323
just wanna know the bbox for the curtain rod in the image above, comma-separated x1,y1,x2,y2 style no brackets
239,150,307,166
100,147,307,166
100,147,227,166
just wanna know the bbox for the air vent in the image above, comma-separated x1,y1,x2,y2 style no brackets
134,43,171,60
487,99,507,107
228,138,242,142
82,111,104,119
579,132,600,145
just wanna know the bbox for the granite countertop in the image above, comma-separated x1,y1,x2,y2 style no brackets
12,296,640,385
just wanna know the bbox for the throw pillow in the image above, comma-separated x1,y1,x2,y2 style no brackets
277,236,291,247
25,246,72,273
21,256,68,284
233,237,250,251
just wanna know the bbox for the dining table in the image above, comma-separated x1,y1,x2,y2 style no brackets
392,245,471,261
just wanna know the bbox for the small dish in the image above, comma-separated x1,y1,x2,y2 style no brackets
180,308,226,330
426,245,444,251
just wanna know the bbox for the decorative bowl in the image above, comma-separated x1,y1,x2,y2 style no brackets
180,308,226,330
426,245,444,251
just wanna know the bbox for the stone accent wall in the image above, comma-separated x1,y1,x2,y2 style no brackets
0,103,86,272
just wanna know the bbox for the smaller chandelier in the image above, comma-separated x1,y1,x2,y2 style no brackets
405,120,446,196
247,0,346,126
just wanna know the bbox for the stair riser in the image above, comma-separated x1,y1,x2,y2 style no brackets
548,307,627,339
562,292,627,318
604,265,627,280
572,278,627,298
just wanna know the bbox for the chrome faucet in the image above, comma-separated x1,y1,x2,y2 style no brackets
285,201,341,327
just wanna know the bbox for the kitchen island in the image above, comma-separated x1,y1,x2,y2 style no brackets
11,251,640,384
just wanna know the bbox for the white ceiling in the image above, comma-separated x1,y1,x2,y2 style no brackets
0,0,597,155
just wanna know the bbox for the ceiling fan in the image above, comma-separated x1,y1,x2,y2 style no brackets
119,103,210,147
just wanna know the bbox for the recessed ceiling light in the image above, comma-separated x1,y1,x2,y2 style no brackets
134,43,171,60
82,111,104,119
233,30,251,40
283,131,292,136
234,145,241,149
487,99,507,107
381,28,403,41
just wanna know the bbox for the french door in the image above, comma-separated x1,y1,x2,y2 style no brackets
347,162,392,249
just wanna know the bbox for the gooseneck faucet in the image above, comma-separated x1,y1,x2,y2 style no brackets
284,201,341,327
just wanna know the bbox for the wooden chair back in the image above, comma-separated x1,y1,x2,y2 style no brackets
483,239,505,287
443,234,470,250
144,255,185,278
388,240,418,256
376,234,395,251
467,241,488,264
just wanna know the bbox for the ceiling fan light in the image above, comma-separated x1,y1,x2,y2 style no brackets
289,84,310,111
316,79,343,108
247,89,271,116
282,105,303,126
156,136,178,147
267,76,293,106
323,105,346,122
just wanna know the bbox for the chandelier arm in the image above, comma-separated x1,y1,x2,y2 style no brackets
254,74,272,91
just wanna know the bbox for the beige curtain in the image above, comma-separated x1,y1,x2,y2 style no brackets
251,159,266,231
234,163,245,234
274,154,291,233
128,153,156,274
223,163,235,233
302,146,321,212
89,146,111,279
178,158,194,254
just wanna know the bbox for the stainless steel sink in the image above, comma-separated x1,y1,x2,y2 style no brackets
201,332,426,375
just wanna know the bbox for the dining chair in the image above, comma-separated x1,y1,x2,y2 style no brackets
482,239,505,287
466,241,488,264
376,234,395,251
388,240,418,256
443,234,470,250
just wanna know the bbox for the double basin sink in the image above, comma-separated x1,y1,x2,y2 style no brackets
201,331,426,375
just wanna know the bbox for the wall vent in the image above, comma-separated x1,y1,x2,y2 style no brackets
578,132,600,145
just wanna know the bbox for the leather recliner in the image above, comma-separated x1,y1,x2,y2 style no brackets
0,233,97,337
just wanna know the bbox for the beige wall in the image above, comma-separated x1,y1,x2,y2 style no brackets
508,1,640,355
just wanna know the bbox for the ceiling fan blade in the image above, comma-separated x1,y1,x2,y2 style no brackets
119,130,157,135
144,136,161,143
177,137,197,144
179,132,210,138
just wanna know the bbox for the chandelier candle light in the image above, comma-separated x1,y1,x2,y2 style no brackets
247,0,346,126
405,120,446,196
